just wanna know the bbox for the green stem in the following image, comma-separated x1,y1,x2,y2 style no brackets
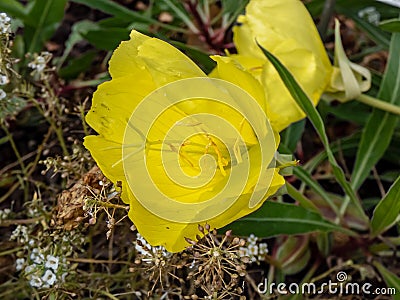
356,93,400,115
1,123,26,172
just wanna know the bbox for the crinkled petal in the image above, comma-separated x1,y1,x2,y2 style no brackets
109,30,205,86
128,169,285,252
86,74,154,142
233,0,332,131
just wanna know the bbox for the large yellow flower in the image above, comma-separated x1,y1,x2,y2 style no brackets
84,30,285,252
230,0,333,131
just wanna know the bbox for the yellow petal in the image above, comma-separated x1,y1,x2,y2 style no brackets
127,169,285,252
109,30,205,86
210,55,268,113
85,74,155,143
233,0,333,131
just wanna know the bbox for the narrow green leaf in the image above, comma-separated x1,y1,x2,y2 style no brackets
162,0,199,33
304,132,361,173
380,18,400,32
56,20,99,69
374,262,400,300
371,176,400,236
258,44,368,223
293,167,341,218
285,182,319,213
24,0,67,53
70,0,187,33
82,27,130,51
59,51,97,79
281,119,306,152
224,201,355,237
0,0,27,20
351,32,400,190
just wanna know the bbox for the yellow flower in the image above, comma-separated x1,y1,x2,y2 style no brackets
230,0,333,131
84,30,285,252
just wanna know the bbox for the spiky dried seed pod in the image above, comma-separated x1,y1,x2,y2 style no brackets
205,223,211,231
225,230,232,237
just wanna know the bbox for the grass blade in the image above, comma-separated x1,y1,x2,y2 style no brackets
25,0,67,53
374,261,400,300
351,32,400,190
371,175,400,236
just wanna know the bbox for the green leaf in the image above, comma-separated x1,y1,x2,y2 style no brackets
281,119,305,153
223,201,355,237
56,20,99,69
374,262,400,300
285,182,319,213
293,167,341,218
0,0,27,20
351,32,400,190
59,51,97,79
258,44,368,223
380,18,400,32
24,0,67,53
82,27,130,51
371,176,400,236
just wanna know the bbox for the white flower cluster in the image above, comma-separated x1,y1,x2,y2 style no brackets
16,248,68,289
0,208,11,220
239,234,268,263
358,7,380,25
135,233,171,264
10,225,29,243
28,51,51,74
0,12,11,35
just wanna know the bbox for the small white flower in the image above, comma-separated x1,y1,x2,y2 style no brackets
30,248,44,264
10,225,28,241
247,234,258,245
258,243,268,255
24,264,35,275
42,269,57,286
0,208,11,220
248,244,258,256
29,275,43,288
28,52,51,74
0,89,6,100
0,12,11,34
239,247,249,258
45,255,59,271
0,74,8,85
15,258,25,271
